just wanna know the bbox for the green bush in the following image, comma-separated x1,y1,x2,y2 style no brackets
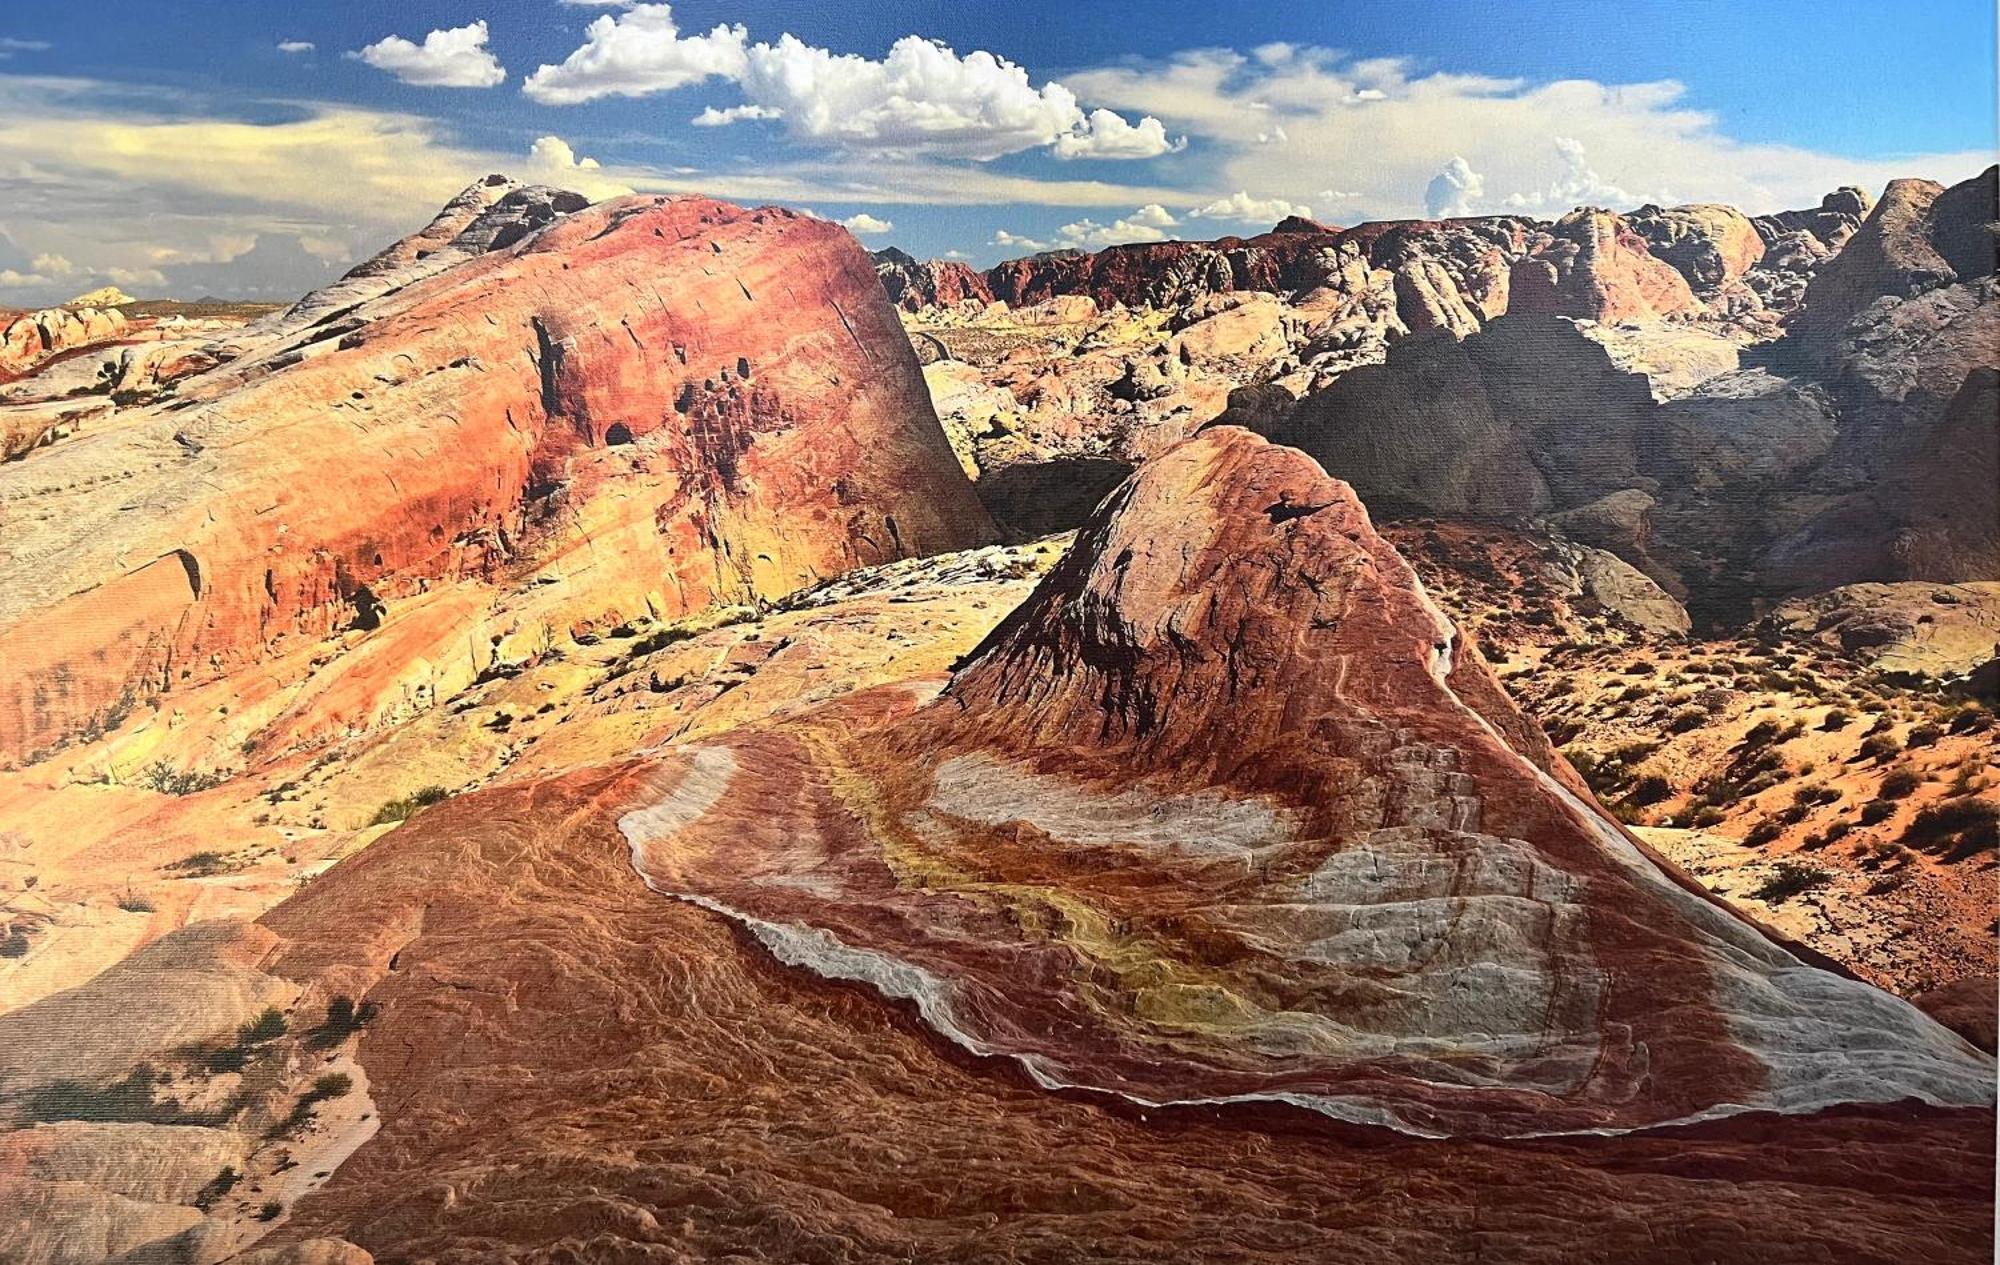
369,785,450,826
138,761,227,796
1743,818,1785,847
1859,800,1897,825
1751,862,1832,904
1905,723,1942,748
239,1007,287,1045
1879,768,1922,799
1857,733,1900,761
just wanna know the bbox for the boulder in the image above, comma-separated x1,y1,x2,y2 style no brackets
1628,203,1768,291
1508,209,1700,323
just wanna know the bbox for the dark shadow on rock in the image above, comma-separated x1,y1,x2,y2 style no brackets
976,456,1134,542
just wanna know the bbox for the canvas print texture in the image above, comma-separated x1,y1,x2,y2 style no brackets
0,3,1994,1262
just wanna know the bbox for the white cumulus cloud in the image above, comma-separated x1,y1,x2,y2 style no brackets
1066,44,1988,221
1502,136,1650,211
840,212,894,235
1051,109,1183,160
277,41,315,55
523,4,748,104
356,21,506,88
1424,156,1483,218
524,136,636,200
691,103,781,127
527,15,1176,162
994,203,1183,253
1191,190,1312,224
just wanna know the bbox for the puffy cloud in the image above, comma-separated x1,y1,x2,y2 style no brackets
1502,136,1648,211
1191,190,1312,223
0,76,1199,304
734,35,1134,161
691,103,781,127
528,16,1175,162
523,4,747,105
525,135,638,199
992,228,1053,252
1424,156,1482,218
1068,45,1989,220
356,21,506,88
277,41,314,54
1051,109,1182,160
994,203,1182,254
840,212,894,235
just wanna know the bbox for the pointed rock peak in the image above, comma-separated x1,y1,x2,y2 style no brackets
619,424,1993,1139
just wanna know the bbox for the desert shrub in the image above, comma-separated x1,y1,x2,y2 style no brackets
1904,797,2000,858
1627,774,1674,806
313,1072,353,1098
138,761,227,796
1821,707,1852,731
1624,660,1656,676
1743,719,1785,747
239,1007,287,1045
369,785,450,826
202,1042,248,1074
0,929,30,958
1947,705,1990,735
1689,805,1727,828
1859,800,1897,825
1793,784,1840,807
313,995,378,1044
1857,733,1900,761
1878,769,1922,799
116,893,155,913
257,1201,284,1222
265,1070,356,1139
1666,708,1706,734
1751,861,1832,904
167,851,231,877
1867,714,1895,735
193,1166,240,1212
1905,723,1942,748
1743,818,1785,847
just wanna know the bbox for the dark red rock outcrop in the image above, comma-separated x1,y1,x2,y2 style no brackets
873,247,996,312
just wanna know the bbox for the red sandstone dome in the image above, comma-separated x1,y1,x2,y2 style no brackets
616,427,1992,1138
0,192,993,764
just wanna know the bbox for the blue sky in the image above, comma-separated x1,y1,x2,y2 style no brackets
1,1,1992,302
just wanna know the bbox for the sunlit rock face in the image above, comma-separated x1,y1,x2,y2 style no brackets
620,427,1993,1139
0,190,992,763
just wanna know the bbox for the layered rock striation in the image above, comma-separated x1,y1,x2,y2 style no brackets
0,188,991,763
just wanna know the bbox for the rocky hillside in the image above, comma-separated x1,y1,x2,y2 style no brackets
2,431,1987,1263
0,170,1991,1265
0,182,991,766
887,168,1997,628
